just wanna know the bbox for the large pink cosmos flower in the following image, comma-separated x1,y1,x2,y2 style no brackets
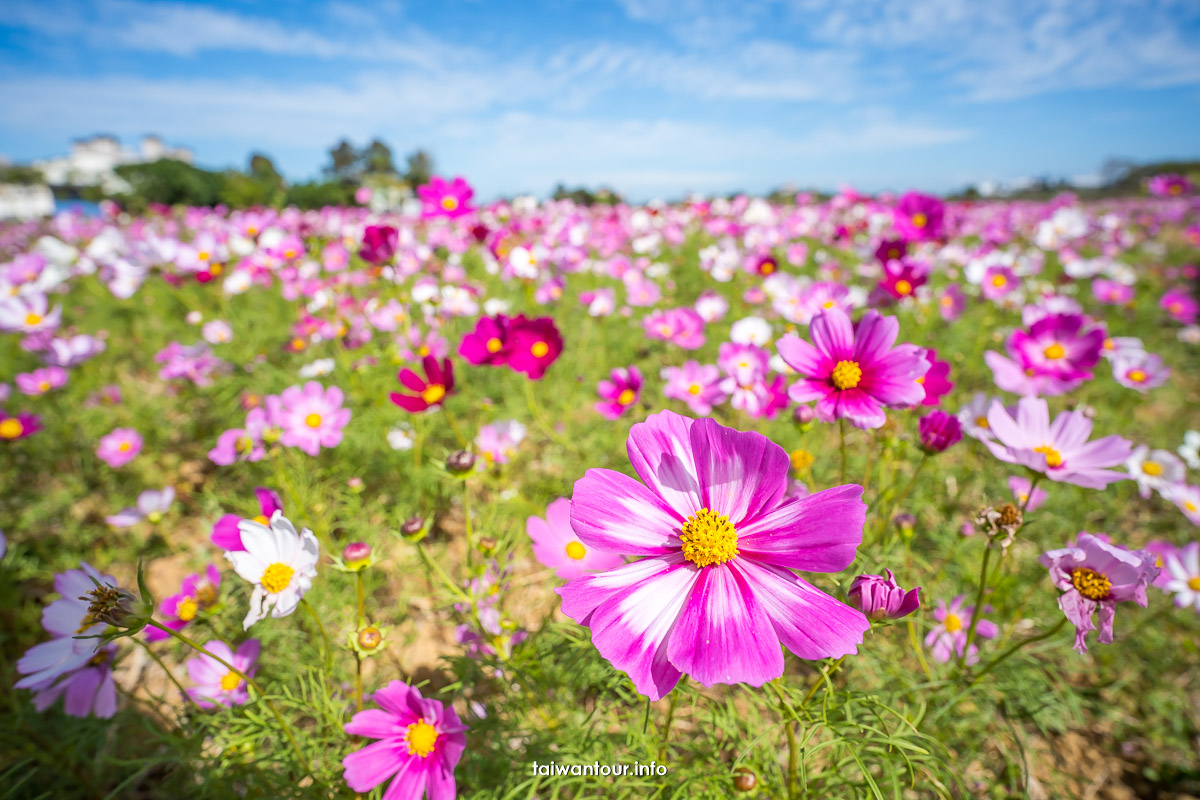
983,397,1132,489
1039,533,1158,653
342,680,467,800
777,308,930,429
559,410,870,700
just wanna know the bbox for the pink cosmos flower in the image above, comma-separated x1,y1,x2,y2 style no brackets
985,313,1105,396
96,427,143,468
1160,288,1198,325
1092,279,1134,306
938,285,966,321
916,348,953,406
1007,476,1048,512
878,258,928,300
505,316,564,380
558,410,870,699
147,565,222,642
925,596,996,665
1039,533,1158,653
15,366,67,396
0,293,62,334
777,308,930,430
643,308,705,350
1112,351,1170,392
1167,484,1200,525
661,361,726,415
1160,542,1200,610
983,397,1132,489
794,282,855,325
595,366,643,419
359,224,399,265
106,487,175,528
201,319,233,345
527,497,625,581
980,265,1019,301
208,407,272,466
391,356,455,413
893,192,945,241
419,176,475,219
185,639,260,708
1,410,43,441
276,382,352,456
212,487,285,552
918,410,962,454
342,680,468,800
474,420,526,465
43,334,105,367
1147,173,1193,197
847,569,920,620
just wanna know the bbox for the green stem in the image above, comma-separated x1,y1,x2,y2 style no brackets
441,405,468,448
907,618,932,679
799,655,847,709
838,418,847,485
463,480,475,569
874,452,929,543
970,617,1067,685
861,432,876,494
416,543,472,603
136,639,200,712
147,620,307,770
961,544,994,667
524,380,578,453
355,571,366,712
300,598,333,674
659,691,679,761
767,680,799,800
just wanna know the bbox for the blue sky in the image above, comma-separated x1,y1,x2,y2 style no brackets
1,0,1199,200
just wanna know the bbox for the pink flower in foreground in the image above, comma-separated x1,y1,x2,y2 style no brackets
983,397,1131,489
559,410,870,699
595,366,643,419
96,427,143,468
1039,532,1158,653
276,382,352,456
527,497,625,581
342,680,467,800
777,307,930,429
185,639,259,708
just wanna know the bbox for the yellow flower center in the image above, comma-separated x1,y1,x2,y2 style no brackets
1103,338,1113,350
530,341,550,358
177,598,198,622
37,381,50,392
991,274,1007,288
912,212,928,228
284,249,296,259
565,541,587,560
1188,576,1200,591
260,562,295,594
790,448,814,471
895,279,912,295
1170,184,1182,195
830,360,863,390
680,508,738,568
915,375,926,385
421,384,446,404
687,384,701,395
486,337,502,353
405,719,439,757
1186,501,1197,512
975,416,989,429
1127,369,1146,383
1141,460,1163,476
1070,567,1111,601
305,413,322,428
418,345,429,356
1034,444,1063,468
118,441,132,452
1043,343,1065,360
0,418,23,439
441,196,459,211
291,338,307,351
24,312,42,326
220,672,242,691
822,300,836,309
235,434,253,453
943,613,962,632
253,514,270,526
761,262,775,274
197,250,210,261
617,388,635,405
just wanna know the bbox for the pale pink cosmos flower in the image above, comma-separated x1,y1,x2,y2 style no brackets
15,366,67,396
96,428,143,468
185,639,260,708
1007,476,1048,512
527,497,625,581
925,596,996,665
661,361,726,415
276,382,352,456
595,366,643,419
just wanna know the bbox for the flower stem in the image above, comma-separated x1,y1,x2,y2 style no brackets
874,452,929,544
961,544,994,667
441,405,468,448
907,618,932,679
416,543,472,603
462,480,475,570
300,598,333,674
136,639,201,712
147,620,307,770
659,690,679,761
355,571,366,713
861,432,876,494
838,418,847,484
799,655,847,709
970,617,1067,684
767,680,800,800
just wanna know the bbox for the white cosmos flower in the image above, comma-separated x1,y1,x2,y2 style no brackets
299,358,335,378
227,511,319,630
730,316,772,346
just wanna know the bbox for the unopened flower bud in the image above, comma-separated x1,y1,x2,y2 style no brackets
446,450,476,473
477,536,498,555
347,477,365,494
342,541,371,569
357,626,383,652
81,584,148,630
919,410,963,454
733,767,757,792
401,515,426,536
847,569,921,621
793,405,815,425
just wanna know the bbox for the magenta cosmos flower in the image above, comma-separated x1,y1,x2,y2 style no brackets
0,410,42,441
925,596,996,665
661,361,726,416
1039,532,1158,653
147,564,222,642
985,313,1105,397
276,382,352,456
342,680,467,800
359,224,399,265
185,639,260,708
418,175,475,219
777,307,930,429
527,497,625,581
390,356,455,413
558,410,870,700
212,487,285,551
893,192,945,241
96,427,143,467
595,366,643,419
983,397,1132,489
847,569,921,621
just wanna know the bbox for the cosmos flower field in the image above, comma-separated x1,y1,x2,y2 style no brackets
2,178,1199,799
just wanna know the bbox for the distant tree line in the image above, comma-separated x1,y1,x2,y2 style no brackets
944,158,1200,201
102,139,437,212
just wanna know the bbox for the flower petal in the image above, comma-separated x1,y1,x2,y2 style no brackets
736,485,866,572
